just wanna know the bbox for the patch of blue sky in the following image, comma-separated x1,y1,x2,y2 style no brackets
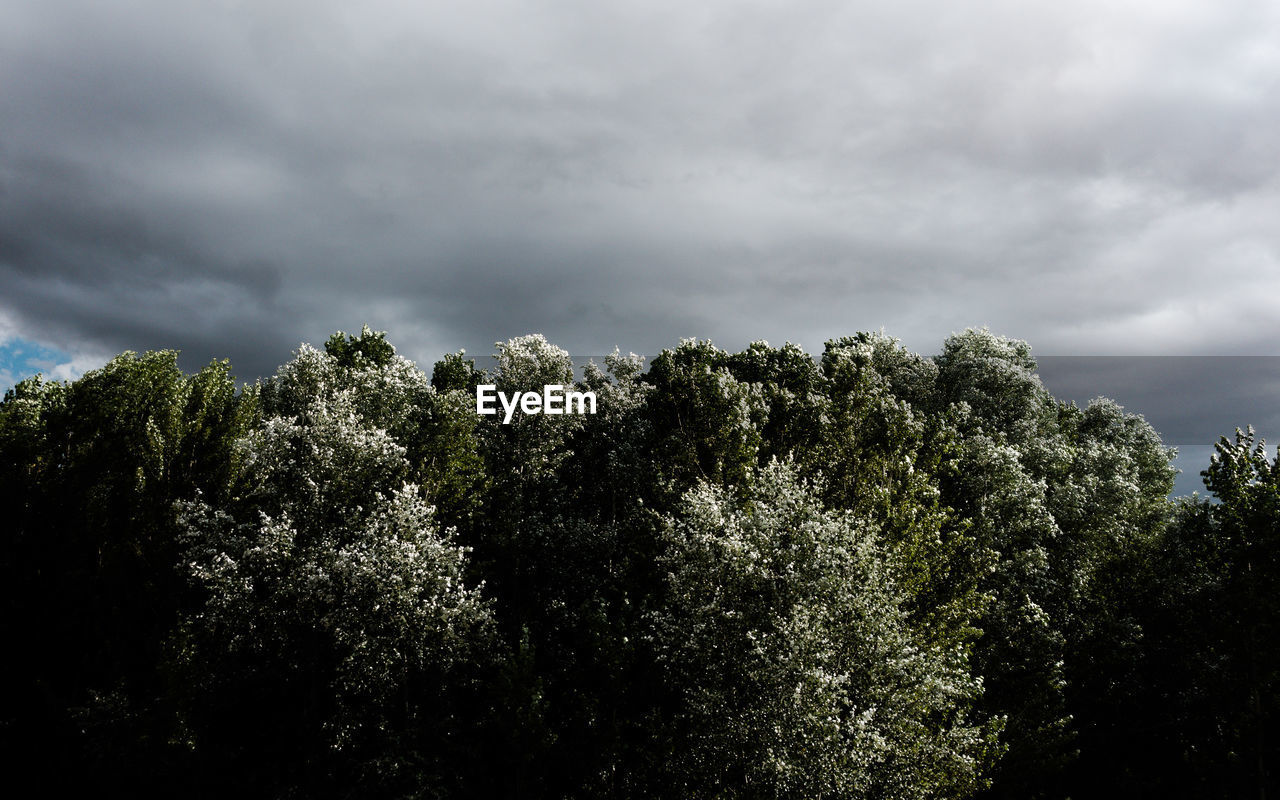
0,336,100,394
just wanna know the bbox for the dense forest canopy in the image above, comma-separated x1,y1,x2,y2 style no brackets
2,327,1276,798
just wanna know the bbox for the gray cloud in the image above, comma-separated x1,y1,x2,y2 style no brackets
2,0,1279,405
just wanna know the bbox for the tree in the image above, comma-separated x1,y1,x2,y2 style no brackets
8,326,1238,797
0,352,256,795
929,329,1177,799
174,341,500,798
1113,428,1279,797
640,339,765,505
650,461,996,799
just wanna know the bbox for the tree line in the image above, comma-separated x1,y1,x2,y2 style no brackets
1,327,1275,798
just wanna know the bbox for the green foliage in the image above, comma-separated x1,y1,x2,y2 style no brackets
6,326,1267,799
431,350,483,393
1087,428,1279,797
651,461,996,799
176,342,500,798
726,340,826,463
458,336,644,796
934,329,1053,445
642,338,765,503
0,352,255,794
324,324,397,369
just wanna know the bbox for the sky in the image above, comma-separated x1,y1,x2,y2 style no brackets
3,0,1279,491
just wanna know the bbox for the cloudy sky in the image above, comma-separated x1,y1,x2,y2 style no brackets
3,0,1279,487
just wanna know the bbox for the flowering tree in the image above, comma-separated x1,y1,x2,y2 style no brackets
174,333,499,798
650,461,996,799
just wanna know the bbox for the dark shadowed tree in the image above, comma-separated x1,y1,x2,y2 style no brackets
0,353,256,795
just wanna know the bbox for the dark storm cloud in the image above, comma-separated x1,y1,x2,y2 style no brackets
1036,357,1280,445
3,0,1279,426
